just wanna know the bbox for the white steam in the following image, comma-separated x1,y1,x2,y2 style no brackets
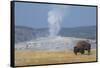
48,5,68,37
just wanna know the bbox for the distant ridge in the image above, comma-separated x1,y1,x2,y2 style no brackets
15,25,96,43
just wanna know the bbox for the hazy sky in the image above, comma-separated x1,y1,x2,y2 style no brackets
15,2,96,28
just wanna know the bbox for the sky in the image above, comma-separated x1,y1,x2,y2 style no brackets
15,2,96,28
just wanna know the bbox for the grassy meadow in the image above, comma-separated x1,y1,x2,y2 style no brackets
15,49,96,66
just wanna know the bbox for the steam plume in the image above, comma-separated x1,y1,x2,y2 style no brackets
48,5,67,37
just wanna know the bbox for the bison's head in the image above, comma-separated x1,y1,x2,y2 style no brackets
74,46,78,55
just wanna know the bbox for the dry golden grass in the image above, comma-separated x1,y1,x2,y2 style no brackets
15,49,96,66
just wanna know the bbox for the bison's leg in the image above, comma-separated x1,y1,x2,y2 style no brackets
88,45,91,55
74,47,78,55
88,49,91,55
74,52,77,55
80,49,84,55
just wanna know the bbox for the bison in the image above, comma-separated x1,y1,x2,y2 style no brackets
74,41,91,55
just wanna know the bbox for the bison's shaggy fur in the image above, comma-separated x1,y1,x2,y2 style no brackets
74,41,91,55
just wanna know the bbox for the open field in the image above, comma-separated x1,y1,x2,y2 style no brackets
15,49,96,66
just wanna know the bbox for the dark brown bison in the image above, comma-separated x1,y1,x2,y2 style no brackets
74,41,91,55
